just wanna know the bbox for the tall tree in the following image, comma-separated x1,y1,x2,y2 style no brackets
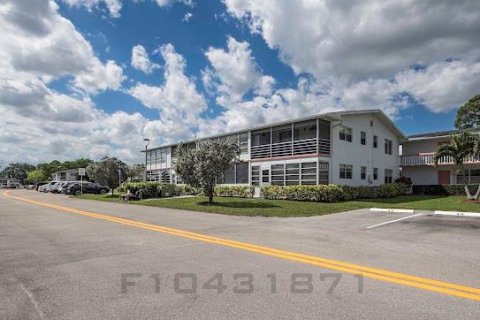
0,163,35,184
434,132,479,199
175,141,240,204
26,169,49,184
455,94,480,129
86,157,129,195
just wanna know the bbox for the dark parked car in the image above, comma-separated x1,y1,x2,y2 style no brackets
67,182,109,196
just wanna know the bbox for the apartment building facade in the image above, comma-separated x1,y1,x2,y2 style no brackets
401,130,480,185
144,110,405,188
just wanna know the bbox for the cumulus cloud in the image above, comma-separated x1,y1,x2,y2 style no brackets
224,0,480,82
0,0,125,94
129,44,207,142
204,36,275,105
62,0,122,18
131,45,159,74
218,0,480,118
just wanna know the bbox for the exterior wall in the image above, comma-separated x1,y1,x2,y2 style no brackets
145,111,403,187
402,138,448,155
52,169,80,181
330,114,400,186
401,166,439,185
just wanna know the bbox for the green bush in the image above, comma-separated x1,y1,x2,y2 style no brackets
176,184,201,196
261,183,406,202
412,184,479,196
215,185,255,198
119,182,179,199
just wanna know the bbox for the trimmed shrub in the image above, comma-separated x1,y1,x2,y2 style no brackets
412,184,479,196
215,185,255,198
261,183,406,202
395,176,413,187
119,182,179,199
176,184,201,196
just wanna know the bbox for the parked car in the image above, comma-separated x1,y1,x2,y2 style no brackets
35,182,48,191
42,181,59,193
67,182,109,196
59,181,88,194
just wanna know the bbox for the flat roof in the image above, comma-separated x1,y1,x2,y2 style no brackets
144,109,406,152
407,128,480,141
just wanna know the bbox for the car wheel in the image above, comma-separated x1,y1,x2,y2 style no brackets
100,189,107,195
75,190,81,196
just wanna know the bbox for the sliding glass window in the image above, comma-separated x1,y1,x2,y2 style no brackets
294,121,316,140
272,125,292,144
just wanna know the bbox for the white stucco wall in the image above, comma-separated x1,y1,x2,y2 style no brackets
401,167,439,185
402,138,448,155
330,113,401,186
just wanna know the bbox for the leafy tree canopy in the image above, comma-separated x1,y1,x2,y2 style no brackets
0,163,36,183
26,169,49,184
86,157,129,194
175,141,240,204
455,94,480,130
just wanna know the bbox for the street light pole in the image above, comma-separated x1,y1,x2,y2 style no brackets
144,138,150,182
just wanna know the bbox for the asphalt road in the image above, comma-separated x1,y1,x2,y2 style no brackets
1,190,479,320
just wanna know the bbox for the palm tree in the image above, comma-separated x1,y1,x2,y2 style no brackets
434,132,477,199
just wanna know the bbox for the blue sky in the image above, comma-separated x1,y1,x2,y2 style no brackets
1,0,479,164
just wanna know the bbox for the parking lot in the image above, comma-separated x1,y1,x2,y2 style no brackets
1,189,479,319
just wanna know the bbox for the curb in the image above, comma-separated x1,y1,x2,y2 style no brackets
370,208,415,214
433,210,480,218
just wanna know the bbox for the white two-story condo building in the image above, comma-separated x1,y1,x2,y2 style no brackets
144,109,405,188
401,130,480,185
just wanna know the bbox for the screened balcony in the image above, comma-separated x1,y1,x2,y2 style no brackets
250,119,330,159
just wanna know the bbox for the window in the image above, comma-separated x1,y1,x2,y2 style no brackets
373,135,378,148
236,162,249,184
239,133,249,154
251,129,270,146
457,169,480,184
385,169,393,184
339,164,353,179
294,121,316,140
285,163,300,185
361,166,366,180
272,125,292,144
361,131,366,145
373,168,378,180
318,162,329,185
223,165,235,184
384,139,393,155
339,127,352,142
301,162,317,185
251,166,260,186
262,170,270,183
271,164,285,186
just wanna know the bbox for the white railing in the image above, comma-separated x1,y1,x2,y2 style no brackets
401,153,480,166
250,138,330,159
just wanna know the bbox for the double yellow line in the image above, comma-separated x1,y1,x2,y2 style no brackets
3,190,480,302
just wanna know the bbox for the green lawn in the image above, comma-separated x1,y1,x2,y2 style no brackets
75,194,480,217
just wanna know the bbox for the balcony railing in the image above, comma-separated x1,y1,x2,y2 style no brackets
401,153,480,166
251,138,330,159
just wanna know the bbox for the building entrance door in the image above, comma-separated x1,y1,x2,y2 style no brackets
438,170,450,185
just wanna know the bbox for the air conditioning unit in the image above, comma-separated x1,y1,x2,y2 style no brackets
367,175,374,184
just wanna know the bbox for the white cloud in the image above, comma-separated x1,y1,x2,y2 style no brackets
129,44,207,142
0,0,125,94
204,36,275,105
131,45,159,74
224,0,480,82
182,12,193,22
62,0,122,17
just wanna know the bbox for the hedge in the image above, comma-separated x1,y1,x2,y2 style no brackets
118,182,182,199
412,184,479,196
261,183,408,202
214,185,255,198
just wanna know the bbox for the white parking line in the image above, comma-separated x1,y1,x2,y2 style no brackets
366,213,423,229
